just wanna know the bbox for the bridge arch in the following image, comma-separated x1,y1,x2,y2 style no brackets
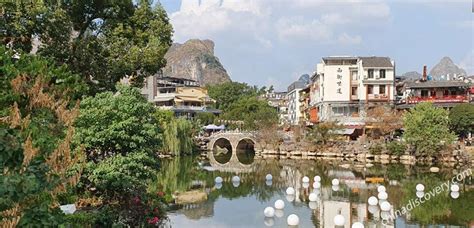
236,138,256,151
212,138,232,164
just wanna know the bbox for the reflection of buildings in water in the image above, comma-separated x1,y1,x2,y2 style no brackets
180,200,215,220
279,166,304,202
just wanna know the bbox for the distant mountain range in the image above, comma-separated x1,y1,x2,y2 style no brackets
162,39,231,86
400,56,467,81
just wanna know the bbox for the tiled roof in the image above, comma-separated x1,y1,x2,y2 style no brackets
405,81,469,88
359,57,393,68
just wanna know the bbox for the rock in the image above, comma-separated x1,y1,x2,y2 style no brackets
163,39,231,85
339,164,351,169
175,190,208,205
380,154,390,160
430,167,440,173
429,56,467,79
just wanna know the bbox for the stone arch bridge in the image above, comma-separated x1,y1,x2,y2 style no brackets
206,131,259,173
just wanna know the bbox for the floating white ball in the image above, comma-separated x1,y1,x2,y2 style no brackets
368,196,378,206
377,185,386,193
450,184,459,192
274,200,285,210
309,193,318,202
378,191,388,200
264,207,275,217
265,174,273,181
416,184,425,192
416,191,424,198
287,214,299,226
286,194,295,202
380,201,391,211
302,182,310,189
264,217,274,227
332,178,340,186
313,181,321,189
286,187,295,195
450,191,460,199
275,209,284,218
215,183,223,189
215,176,223,183
334,214,345,226
381,211,391,220
368,205,379,214
332,185,340,192
265,180,272,186
232,181,240,187
232,176,240,182
352,222,364,228
302,176,310,183
314,175,321,182
308,202,318,209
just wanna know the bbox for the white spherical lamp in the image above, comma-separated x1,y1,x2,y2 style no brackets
309,202,318,209
275,209,284,218
314,175,321,182
264,207,275,217
378,191,388,200
309,193,318,202
334,214,345,226
416,191,424,198
286,187,295,195
377,185,386,193
215,176,223,183
368,196,378,206
380,201,391,211
450,191,460,199
287,214,299,226
265,174,273,181
286,194,295,202
416,184,425,192
264,217,274,227
302,176,310,183
352,222,364,228
274,200,285,210
332,185,340,192
215,182,222,189
332,178,340,186
450,184,460,192
232,176,240,182
232,181,240,188
368,205,379,214
313,181,321,189
302,182,310,189
265,180,272,186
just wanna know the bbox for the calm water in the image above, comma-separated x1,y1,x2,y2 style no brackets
159,151,473,228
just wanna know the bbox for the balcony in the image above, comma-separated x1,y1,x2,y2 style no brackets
367,94,389,100
406,95,468,104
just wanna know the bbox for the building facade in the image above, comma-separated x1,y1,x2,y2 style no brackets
261,91,289,125
310,56,396,127
287,81,308,125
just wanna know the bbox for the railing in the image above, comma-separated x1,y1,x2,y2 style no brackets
367,94,389,100
406,95,468,104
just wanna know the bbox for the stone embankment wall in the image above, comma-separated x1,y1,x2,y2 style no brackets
255,141,473,167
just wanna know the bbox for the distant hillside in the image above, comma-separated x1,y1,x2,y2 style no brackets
162,39,231,85
429,56,467,79
401,71,422,81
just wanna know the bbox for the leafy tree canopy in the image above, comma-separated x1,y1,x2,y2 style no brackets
74,85,160,161
448,103,474,138
220,97,278,130
403,102,456,156
207,82,264,111
2,0,173,94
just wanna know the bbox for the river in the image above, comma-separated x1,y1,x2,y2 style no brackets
158,150,473,227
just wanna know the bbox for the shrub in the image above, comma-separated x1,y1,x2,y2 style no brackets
369,143,383,155
386,141,406,156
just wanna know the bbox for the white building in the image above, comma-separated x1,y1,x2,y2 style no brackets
310,56,395,127
287,80,308,125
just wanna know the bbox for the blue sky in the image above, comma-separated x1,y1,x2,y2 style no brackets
158,0,473,90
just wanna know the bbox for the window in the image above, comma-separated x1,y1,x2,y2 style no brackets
443,90,449,96
379,69,386,78
421,90,429,97
368,69,374,79
351,71,358,80
351,87,358,96
368,85,374,94
379,85,386,95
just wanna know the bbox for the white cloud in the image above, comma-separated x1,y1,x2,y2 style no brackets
338,33,362,45
459,49,474,75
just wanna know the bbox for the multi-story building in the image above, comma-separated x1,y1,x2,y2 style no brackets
310,56,396,128
261,91,289,125
287,80,308,125
298,86,311,125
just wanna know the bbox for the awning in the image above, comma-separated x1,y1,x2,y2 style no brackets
203,124,225,130
333,128,356,135
153,96,174,102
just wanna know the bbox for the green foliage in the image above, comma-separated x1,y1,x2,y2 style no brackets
74,85,160,161
449,103,474,138
3,0,173,93
83,151,158,198
307,122,342,145
220,97,278,130
369,143,383,155
207,82,261,111
403,102,456,156
195,112,216,125
162,118,195,155
386,141,406,156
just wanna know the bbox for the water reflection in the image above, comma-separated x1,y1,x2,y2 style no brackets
160,156,473,227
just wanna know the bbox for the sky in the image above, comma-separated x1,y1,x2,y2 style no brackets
157,0,473,91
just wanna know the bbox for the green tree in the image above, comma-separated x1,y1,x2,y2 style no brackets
403,102,456,156
162,118,195,156
0,49,84,227
74,85,160,161
195,112,216,125
449,103,474,138
220,97,278,130
207,82,261,111
2,0,173,93
306,122,341,145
